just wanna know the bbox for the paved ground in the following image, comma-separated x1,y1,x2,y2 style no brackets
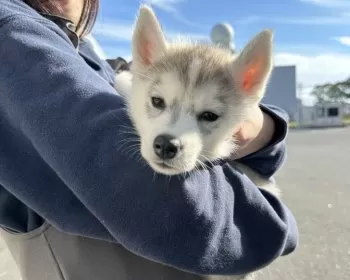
1,127,350,280
257,127,350,280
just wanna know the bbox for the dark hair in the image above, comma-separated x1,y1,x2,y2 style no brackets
24,0,99,37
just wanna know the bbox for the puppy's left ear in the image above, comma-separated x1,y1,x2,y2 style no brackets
232,30,273,99
132,5,167,71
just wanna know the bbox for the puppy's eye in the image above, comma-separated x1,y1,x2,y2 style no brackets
151,97,166,109
198,112,219,122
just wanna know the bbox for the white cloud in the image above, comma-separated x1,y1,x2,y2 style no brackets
275,43,333,54
237,14,350,25
236,16,261,25
299,0,350,8
144,0,184,12
237,1,350,26
92,21,134,41
333,36,350,46
276,15,350,25
92,20,207,42
144,0,206,28
274,52,350,101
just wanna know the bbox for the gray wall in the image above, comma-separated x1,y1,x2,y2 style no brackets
263,65,298,121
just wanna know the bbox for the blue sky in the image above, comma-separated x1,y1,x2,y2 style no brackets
91,0,350,103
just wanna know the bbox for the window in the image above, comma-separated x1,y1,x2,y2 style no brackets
328,107,339,117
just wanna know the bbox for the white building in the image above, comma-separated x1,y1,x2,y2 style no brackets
263,65,298,121
343,103,350,116
298,102,344,128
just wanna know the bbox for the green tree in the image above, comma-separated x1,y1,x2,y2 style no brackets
311,77,350,103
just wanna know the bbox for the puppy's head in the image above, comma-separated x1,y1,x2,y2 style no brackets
128,5,273,175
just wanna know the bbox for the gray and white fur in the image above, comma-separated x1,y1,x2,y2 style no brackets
115,5,281,278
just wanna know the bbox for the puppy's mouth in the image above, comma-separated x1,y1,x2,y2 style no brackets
155,161,174,168
150,160,184,175
153,161,176,170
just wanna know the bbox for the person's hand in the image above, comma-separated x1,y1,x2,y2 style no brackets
232,106,275,159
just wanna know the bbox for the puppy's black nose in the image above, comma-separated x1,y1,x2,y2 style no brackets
153,134,179,160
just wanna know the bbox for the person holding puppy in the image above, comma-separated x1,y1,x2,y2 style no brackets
0,0,298,279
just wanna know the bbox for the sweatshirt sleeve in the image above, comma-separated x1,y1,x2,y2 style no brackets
236,104,289,178
0,15,298,276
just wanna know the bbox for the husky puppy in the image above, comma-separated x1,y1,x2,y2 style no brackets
117,5,281,200
115,6,282,278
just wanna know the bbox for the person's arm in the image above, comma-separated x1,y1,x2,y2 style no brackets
0,14,298,276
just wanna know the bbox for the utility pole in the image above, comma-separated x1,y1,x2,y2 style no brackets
297,83,303,126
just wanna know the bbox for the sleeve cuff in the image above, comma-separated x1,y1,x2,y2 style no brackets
235,104,289,178
241,104,288,161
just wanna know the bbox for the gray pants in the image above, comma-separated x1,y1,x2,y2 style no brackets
1,223,254,280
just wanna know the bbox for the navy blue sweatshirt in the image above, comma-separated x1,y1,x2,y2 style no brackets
0,0,298,276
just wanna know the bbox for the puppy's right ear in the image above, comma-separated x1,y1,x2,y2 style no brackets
132,5,167,71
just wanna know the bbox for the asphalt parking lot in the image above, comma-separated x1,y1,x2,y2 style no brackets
1,127,350,280
257,126,350,280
